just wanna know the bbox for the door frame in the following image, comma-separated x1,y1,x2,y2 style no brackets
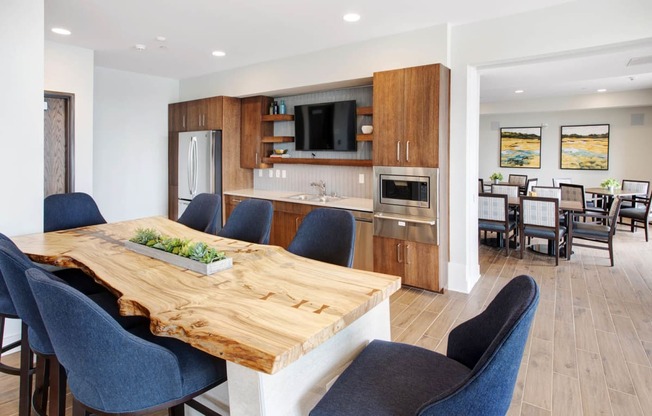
44,90,75,192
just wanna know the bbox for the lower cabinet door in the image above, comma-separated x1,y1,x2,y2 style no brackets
373,236,404,279
404,241,439,292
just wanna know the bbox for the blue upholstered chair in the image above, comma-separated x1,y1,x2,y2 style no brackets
178,193,222,235
287,208,356,267
0,239,149,416
26,267,227,415
44,192,107,232
218,199,273,244
310,275,539,416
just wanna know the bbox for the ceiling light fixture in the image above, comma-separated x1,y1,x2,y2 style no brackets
212,50,226,57
597,88,607,93
343,13,361,22
514,89,524,94
51,27,71,36
156,36,167,42
134,44,146,51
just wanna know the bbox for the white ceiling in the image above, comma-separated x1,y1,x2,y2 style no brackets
45,0,652,102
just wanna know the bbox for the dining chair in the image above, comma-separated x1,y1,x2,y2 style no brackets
478,178,484,194
525,177,538,195
618,195,651,242
519,196,568,266
620,179,650,211
508,174,528,194
178,193,222,235
531,186,561,200
478,193,517,256
491,184,519,198
44,192,107,232
568,197,623,266
552,177,572,187
0,240,150,416
25,267,227,416
310,274,539,416
218,199,273,244
287,208,356,267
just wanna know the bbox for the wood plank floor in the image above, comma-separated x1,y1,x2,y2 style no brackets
1,226,650,415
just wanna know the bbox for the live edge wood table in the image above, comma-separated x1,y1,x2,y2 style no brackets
13,217,400,416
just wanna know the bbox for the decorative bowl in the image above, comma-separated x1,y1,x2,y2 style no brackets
273,148,288,155
361,125,373,134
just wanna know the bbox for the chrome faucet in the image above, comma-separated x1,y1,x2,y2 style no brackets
310,180,326,196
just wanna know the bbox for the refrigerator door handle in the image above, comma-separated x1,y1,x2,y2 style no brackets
187,138,194,196
192,137,199,196
209,132,215,194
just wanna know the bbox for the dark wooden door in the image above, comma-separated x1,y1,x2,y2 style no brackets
44,92,74,196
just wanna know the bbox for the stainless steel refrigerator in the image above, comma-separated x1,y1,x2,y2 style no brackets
177,131,222,225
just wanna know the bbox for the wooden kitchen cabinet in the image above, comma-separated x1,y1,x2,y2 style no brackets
187,97,223,130
373,64,450,168
168,102,187,132
270,201,313,248
373,235,441,292
241,96,274,169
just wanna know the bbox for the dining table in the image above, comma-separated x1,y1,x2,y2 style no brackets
12,216,401,416
585,187,647,211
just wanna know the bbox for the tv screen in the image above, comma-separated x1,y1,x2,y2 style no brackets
295,100,357,151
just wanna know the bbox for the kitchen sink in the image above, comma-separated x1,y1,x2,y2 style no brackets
287,193,345,203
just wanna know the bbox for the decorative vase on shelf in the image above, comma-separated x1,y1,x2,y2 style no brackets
608,186,615,192
493,179,499,184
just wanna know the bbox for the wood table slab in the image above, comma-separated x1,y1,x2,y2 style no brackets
14,217,401,415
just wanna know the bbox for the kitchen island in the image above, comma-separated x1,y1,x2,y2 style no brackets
14,217,399,415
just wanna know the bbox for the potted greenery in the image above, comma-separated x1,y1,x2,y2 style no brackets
489,172,503,184
600,178,620,192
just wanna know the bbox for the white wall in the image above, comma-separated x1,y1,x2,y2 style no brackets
0,0,43,352
448,0,652,292
180,24,450,99
45,41,95,193
93,67,179,222
479,106,652,187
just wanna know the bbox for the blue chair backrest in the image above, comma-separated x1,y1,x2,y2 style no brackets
218,199,273,244
287,208,356,267
418,275,539,415
0,234,18,316
0,241,58,354
25,268,185,411
178,193,222,235
44,192,107,232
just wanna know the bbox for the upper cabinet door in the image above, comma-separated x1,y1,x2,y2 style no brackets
372,64,449,168
373,69,405,166
169,102,187,132
186,98,224,131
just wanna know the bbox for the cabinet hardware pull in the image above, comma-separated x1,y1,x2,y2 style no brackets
397,243,403,263
295,217,300,231
255,152,259,165
182,115,186,129
396,141,401,162
405,244,411,264
406,141,410,162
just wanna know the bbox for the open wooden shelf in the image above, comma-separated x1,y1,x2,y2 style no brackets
262,136,294,143
262,157,372,167
261,114,294,122
356,134,373,142
356,107,373,116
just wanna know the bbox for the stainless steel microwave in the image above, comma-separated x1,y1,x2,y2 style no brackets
373,166,439,219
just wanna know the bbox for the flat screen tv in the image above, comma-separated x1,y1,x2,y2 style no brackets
294,100,357,151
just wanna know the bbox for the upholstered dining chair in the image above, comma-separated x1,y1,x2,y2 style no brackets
25,267,227,416
552,177,572,187
288,208,356,267
519,196,568,266
508,174,528,194
620,179,650,211
618,195,651,242
178,193,222,235
569,197,623,267
478,178,484,194
310,274,539,416
0,239,149,416
491,184,519,198
524,178,538,195
531,186,561,200
44,192,107,232
478,193,517,256
218,199,273,244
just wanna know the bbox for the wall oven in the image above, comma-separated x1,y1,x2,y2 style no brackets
373,166,439,245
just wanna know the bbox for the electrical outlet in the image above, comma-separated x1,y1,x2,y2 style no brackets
359,174,365,184
282,170,287,179
268,170,273,178
275,169,281,178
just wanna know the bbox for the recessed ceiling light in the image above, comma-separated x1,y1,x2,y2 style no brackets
156,36,167,42
597,88,607,93
134,44,146,51
343,13,361,22
51,27,71,36
212,50,226,57
514,89,524,94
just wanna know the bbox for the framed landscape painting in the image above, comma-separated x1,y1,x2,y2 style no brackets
560,124,609,170
500,127,542,168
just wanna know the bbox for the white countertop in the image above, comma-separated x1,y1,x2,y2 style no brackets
224,188,373,212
